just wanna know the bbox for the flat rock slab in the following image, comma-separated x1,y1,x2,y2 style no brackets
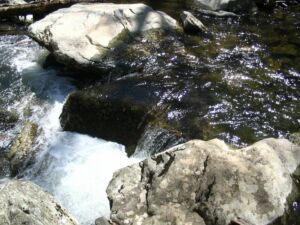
0,180,80,225
107,138,300,225
29,3,178,71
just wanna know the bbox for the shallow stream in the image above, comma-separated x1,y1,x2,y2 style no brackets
0,1,300,225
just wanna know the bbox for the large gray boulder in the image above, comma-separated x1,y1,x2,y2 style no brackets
107,138,300,225
29,3,178,72
0,180,80,225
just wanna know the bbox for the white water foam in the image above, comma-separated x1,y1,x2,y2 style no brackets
1,36,140,225
29,129,138,225
27,100,139,225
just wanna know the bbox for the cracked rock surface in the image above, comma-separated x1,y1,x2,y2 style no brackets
0,180,80,225
106,138,300,225
28,3,178,72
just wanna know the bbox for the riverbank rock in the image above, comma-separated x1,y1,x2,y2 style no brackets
28,3,178,73
0,180,80,225
106,138,300,225
6,122,39,176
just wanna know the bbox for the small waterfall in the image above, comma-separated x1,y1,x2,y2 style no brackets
0,35,139,225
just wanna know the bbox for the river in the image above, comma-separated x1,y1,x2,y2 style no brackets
0,35,138,225
0,1,300,225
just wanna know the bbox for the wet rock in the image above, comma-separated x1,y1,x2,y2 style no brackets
95,217,110,225
29,3,178,73
107,137,300,225
197,8,239,17
1,0,26,5
0,180,80,225
0,109,18,131
180,11,208,34
133,125,186,157
0,157,11,178
190,0,257,13
60,80,158,152
6,122,39,176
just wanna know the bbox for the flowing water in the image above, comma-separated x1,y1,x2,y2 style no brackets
0,1,300,225
0,35,138,225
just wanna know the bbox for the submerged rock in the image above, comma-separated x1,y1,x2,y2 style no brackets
60,79,158,152
0,157,11,178
0,180,80,225
29,3,178,73
6,122,39,176
180,11,208,34
0,109,18,131
107,138,300,225
133,125,186,157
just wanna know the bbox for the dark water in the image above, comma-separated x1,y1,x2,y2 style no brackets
188,5,300,146
101,1,300,147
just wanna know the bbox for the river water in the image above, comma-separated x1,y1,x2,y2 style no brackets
0,2,300,225
0,35,138,225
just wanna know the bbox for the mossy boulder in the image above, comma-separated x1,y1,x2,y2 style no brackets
60,80,159,152
6,122,39,176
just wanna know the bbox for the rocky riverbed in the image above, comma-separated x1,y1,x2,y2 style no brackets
0,0,300,225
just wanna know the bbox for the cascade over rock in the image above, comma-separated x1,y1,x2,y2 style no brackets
28,3,178,73
107,137,300,225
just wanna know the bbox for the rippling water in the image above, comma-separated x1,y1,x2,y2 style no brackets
0,2,300,225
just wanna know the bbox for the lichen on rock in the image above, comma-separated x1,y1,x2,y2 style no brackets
107,137,300,225
0,180,80,225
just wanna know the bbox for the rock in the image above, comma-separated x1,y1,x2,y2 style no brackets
107,138,300,225
1,0,27,5
0,109,18,131
29,3,178,73
0,110,19,152
6,122,39,176
180,11,208,34
95,217,110,225
289,133,300,146
60,79,159,153
0,157,11,178
197,8,239,17
0,180,80,225
133,125,186,157
190,0,257,13
59,31,211,155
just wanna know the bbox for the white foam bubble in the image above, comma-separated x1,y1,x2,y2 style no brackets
29,132,138,225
